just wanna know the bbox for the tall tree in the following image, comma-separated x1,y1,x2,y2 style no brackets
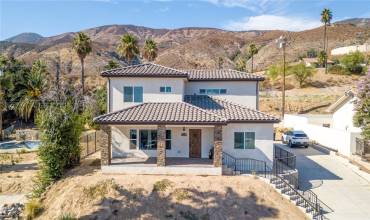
143,39,158,62
72,32,92,95
248,44,258,73
14,60,48,121
321,8,332,74
117,34,139,65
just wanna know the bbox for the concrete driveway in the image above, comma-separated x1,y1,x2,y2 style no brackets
276,143,370,220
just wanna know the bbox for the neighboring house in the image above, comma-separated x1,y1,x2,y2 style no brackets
331,43,370,56
284,91,361,157
302,57,334,67
94,63,279,175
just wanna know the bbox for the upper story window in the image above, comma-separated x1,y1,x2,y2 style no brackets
199,88,227,95
160,86,172,93
124,86,143,103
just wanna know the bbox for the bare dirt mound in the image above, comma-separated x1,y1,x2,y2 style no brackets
37,156,308,220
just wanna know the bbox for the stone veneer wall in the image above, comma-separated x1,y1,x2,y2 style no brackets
157,125,166,166
100,125,112,166
213,125,223,167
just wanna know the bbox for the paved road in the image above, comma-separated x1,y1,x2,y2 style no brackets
276,144,370,220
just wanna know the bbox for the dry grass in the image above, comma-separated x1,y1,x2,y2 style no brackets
36,154,308,220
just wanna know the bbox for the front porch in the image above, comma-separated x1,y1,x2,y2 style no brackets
98,124,224,175
102,157,221,175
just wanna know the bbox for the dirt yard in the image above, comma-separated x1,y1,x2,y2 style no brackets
0,152,38,194
37,154,308,220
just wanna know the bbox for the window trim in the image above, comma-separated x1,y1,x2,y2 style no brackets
199,88,227,95
160,86,172,93
234,132,255,149
123,86,143,103
136,129,172,150
129,129,137,150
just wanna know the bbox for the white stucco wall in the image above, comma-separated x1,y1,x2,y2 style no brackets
332,98,361,132
111,123,275,165
222,123,274,166
185,81,258,109
111,125,214,159
284,114,361,157
109,77,185,112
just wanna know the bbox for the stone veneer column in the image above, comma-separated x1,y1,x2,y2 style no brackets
213,125,223,167
157,124,166,166
100,125,112,166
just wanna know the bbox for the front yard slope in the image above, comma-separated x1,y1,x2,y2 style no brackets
37,156,308,219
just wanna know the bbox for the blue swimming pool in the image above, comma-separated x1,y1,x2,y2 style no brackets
0,140,41,150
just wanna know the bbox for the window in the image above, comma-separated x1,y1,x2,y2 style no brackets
199,88,227,95
160,86,172,93
234,132,255,149
123,86,143,102
166,130,172,149
139,130,157,150
138,129,172,150
129,129,137,149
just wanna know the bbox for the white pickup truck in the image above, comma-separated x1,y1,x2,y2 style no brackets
282,130,310,148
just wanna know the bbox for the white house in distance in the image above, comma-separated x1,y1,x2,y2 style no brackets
284,91,362,157
94,63,279,175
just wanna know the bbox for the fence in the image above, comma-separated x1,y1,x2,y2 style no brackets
355,137,370,157
274,145,296,170
80,131,99,159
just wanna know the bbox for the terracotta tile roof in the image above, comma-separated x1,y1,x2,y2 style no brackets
94,96,279,125
186,69,265,81
94,102,227,125
184,95,279,123
101,63,188,78
101,63,264,81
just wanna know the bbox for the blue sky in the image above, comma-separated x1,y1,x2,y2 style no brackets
1,0,369,40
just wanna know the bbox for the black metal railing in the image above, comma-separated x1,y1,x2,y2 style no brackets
80,131,98,159
274,145,296,169
222,149,323,220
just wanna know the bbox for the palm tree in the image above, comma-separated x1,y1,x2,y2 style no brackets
14,60,48,121
117,34,139,65
321,8,332,74
248,44,258,73
104,60,120,70
143,39,158,62
0,55,13,140
72,32,92,95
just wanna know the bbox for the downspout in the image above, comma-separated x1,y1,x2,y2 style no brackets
256,81,259,110
107,77,111,113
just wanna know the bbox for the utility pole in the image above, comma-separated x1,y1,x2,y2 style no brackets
277,36,287,120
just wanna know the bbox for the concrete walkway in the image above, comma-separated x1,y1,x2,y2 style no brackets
0,194,26,206
276,144,370,220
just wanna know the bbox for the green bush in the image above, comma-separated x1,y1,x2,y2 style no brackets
33,103,83,197
340,51,366,74
290,63,315,87
58,213,77,220
25,199,43,219
329,65,347,75
153,179,173,192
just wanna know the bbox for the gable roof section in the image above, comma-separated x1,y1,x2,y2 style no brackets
186,69,265,81
184,95,279,123
101,63,264,81
94,102,227,125
101,63,188,78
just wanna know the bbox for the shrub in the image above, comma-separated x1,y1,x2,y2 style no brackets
58,213,77,220
83,179,119,199
290,63,315,87
173,188,190,201
25,199,43,219
33,103,83,197
153,179,173,192
329,65,347,75
340,51,366,74
354,70,370,141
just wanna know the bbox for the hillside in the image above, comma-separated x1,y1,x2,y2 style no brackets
5,32,44,44
1,21,369,80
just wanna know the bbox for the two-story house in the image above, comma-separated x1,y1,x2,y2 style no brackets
94,63,279,175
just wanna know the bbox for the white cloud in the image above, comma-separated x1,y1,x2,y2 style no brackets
224,15,321,31
205,0,290,14
158,7,170,12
